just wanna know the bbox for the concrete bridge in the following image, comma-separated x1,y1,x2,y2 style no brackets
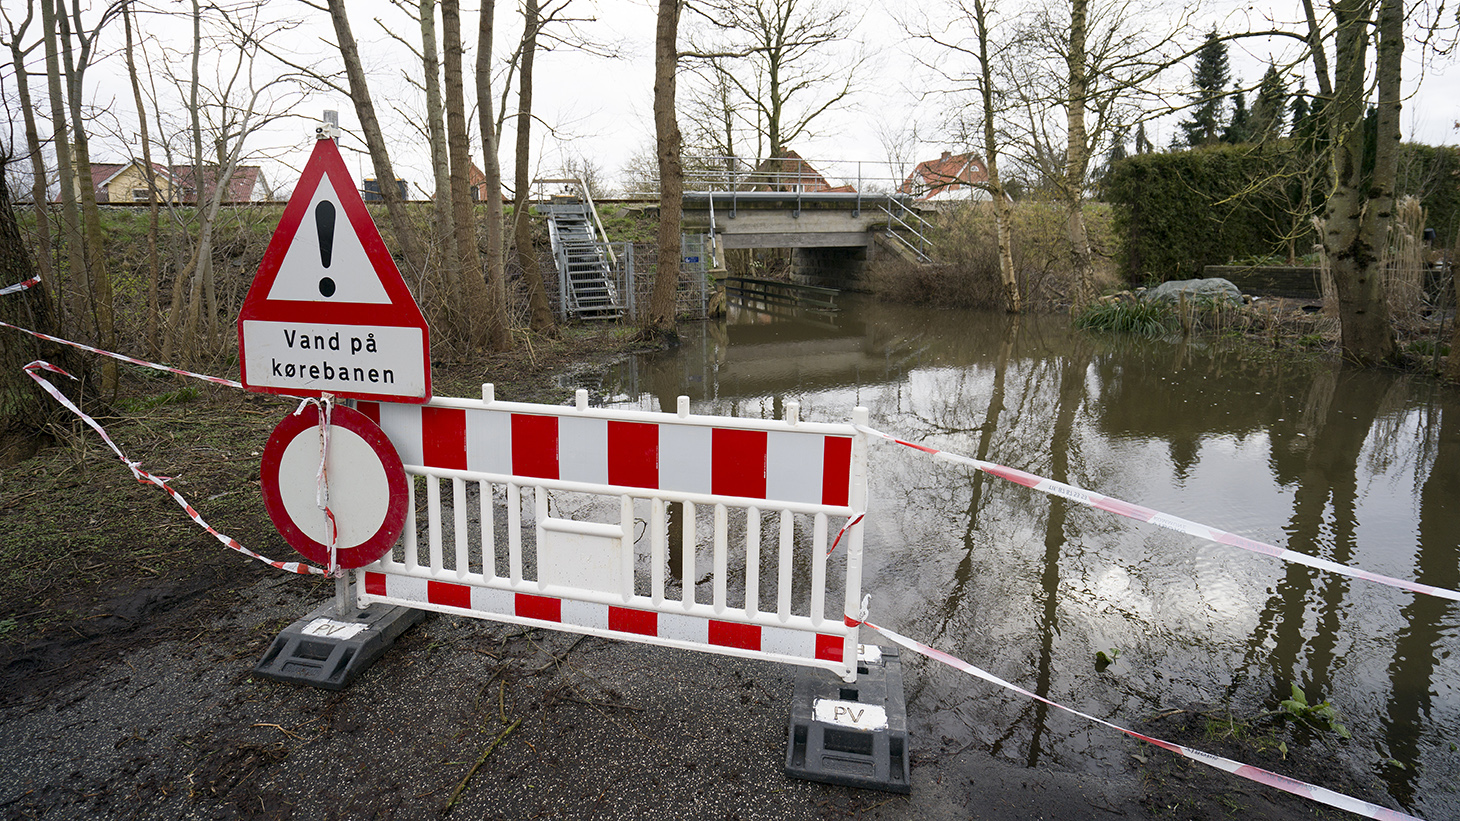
680,192,931,287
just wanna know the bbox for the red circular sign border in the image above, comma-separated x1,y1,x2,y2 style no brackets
260,403,407,569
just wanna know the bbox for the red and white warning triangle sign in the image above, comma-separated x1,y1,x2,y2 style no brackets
238,137,431,403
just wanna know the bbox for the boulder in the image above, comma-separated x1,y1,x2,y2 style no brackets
1142,277,1242,306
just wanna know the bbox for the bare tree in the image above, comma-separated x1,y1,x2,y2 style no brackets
122,1,162,357
441,0,480,348
510,0,556,336
417,0,456,274
44,0,120,394
323,0,428,284
996,0,1194,307
149,1,309,362
685,0,864,159
905,0,1021,311
0,4,54,293
476,0,510,351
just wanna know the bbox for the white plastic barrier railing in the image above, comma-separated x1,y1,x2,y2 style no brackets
353,387,870,681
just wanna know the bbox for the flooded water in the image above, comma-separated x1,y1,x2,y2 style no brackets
599,294,1460,817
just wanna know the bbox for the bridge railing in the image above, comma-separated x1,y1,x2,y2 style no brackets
682,155,913,196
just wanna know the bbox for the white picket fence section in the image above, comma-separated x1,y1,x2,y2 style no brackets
352,387,871,681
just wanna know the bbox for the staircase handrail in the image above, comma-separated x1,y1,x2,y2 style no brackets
876,199,934,262
536,176,616,266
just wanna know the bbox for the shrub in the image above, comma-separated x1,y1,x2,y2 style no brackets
865,201,1119,310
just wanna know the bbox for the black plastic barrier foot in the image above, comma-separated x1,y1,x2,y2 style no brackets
253,596,425,690
785,645,911,793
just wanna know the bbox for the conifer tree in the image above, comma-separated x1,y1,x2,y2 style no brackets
1134,121,1154,154
1249,65,1288,141
1222,89,1249,143
1179,30,1229,147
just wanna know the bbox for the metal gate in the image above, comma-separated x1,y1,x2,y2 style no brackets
353,388,870,681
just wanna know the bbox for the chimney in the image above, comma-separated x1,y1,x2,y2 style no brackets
941,151,951,161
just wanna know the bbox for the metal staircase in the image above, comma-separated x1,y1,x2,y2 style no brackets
544,190,622,320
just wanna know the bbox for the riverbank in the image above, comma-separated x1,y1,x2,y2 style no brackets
0,319,1414,820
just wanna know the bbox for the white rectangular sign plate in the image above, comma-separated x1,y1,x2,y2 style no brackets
813,698,889,730
241,320,427,399
301,618,369,640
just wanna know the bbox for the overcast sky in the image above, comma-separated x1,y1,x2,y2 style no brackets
3,0,1456,198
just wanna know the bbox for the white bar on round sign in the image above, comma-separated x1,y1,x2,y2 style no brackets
241,320,426,398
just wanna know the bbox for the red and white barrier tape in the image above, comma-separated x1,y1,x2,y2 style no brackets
846,605,1420,821
23,360,324,576
295,395,343,577
0,317,244,389
858,425,1460,603
0,274,41,295
827,511,865,556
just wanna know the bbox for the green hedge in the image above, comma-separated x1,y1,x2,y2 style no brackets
1104,141,1459,284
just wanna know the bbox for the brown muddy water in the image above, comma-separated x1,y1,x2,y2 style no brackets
598,294,1460,818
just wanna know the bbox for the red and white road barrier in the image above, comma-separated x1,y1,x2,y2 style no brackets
22,361,322,576
356,393,873,681
859,425,1460,603
848,607,1421,821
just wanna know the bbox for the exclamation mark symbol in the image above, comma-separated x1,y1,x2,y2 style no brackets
316,201,336,297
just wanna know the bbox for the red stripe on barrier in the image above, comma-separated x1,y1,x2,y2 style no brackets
422,406,467,470
708,620,761,651
356,401,381,425
815,634,844,662
428,580,472,609
365,571,388,596
607,421,659,488
712,428,767,499
511,414,559,479
821,436,852,506
608,606,658,636
515,593,561,622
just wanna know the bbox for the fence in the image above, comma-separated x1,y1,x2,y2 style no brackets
353,388,871,681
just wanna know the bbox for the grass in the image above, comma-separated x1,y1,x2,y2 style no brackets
1075,300,1177,338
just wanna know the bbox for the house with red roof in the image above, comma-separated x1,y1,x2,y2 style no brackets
898,151,991,203
80,160,272,204
748,150,854,193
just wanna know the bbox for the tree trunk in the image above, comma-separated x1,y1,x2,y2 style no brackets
7,17,55,293
1449,256,1460,383
39,0,81,342
419,0,456,282
179,0,210,362
326,0,428,282
441,0,482,352
123,3,162,358
1063,0,1094,310
511,0,556,336
647,0,683,335
1323,0,1397,366
974,0,1020,314
55,0,117,394
0,157,80,438
477,0,511,351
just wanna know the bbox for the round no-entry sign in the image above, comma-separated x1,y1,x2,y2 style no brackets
260,403,408,569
